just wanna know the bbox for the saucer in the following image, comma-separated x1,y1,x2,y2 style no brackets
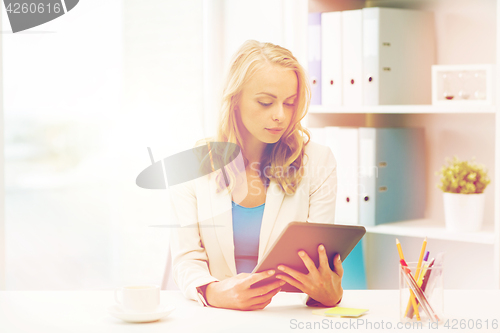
107,304,175,323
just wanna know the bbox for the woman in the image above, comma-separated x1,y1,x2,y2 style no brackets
169,40,342,310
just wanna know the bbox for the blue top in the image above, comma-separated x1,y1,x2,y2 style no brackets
232,201,265,274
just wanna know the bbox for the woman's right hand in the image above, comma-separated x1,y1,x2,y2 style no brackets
205,270,285,310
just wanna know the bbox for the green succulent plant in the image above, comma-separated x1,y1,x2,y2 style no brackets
436,156,490,194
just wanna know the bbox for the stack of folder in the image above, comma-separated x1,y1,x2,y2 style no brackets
308,8,436,106
308,126,426,227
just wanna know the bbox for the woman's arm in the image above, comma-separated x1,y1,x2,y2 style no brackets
275,146,343,306
168,179,219,305
204,270,284,310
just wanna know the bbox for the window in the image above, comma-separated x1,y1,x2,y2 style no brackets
3,0,203,289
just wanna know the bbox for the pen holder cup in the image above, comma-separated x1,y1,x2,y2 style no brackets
399,262,444,323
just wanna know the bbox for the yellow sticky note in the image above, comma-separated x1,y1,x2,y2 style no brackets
313,307,369,318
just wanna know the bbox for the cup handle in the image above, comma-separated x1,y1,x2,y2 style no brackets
114,289,122,305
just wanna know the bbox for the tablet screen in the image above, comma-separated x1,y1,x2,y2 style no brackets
251,222,366,292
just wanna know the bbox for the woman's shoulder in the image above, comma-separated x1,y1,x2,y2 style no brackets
304,139,329,153
303,140,336,170
301,140,337,191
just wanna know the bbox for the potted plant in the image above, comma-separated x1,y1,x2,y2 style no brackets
436,156,491,232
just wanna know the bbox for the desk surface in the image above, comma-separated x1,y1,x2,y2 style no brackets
0,290,499,333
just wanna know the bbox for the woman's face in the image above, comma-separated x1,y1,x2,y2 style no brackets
237,64,298,147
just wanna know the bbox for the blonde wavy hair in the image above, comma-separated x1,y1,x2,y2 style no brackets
202,40,311,195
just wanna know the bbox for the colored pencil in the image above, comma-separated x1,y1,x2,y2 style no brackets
405,237,427,318
396,238,420,320
401,259,440,321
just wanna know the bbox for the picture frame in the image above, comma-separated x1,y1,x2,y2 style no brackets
431,64,495,106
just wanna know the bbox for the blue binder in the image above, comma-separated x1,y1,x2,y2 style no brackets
341,241,367,290
308,13,322,105
358,127,426,226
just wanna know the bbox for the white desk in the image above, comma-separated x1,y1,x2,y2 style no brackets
0,290,499,332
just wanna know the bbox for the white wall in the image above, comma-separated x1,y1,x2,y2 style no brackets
3,0,124,290
0,4,4,290
109,0,205,288
223,0,285,66
202,0,307,136
222,0,307,71
2,0,205,290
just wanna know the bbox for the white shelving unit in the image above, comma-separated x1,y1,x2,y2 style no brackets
305,0,500,289
365,219,495,245
310,105,497,114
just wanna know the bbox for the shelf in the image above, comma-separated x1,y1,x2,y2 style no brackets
309,105,497,114
364,219,495,245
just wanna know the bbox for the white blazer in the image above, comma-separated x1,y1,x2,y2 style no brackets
169,141,337,306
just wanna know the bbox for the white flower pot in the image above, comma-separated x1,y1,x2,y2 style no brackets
443,192,485,232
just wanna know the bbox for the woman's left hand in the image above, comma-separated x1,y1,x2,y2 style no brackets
275,244,343,307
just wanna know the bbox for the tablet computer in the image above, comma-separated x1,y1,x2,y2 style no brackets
250,222,366,292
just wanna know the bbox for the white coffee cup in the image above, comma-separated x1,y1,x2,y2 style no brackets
114,285,160,313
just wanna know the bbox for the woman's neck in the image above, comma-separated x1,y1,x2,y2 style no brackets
242,137,267,165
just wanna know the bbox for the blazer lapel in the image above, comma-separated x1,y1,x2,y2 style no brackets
258,179,285,260
208,172,237,276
